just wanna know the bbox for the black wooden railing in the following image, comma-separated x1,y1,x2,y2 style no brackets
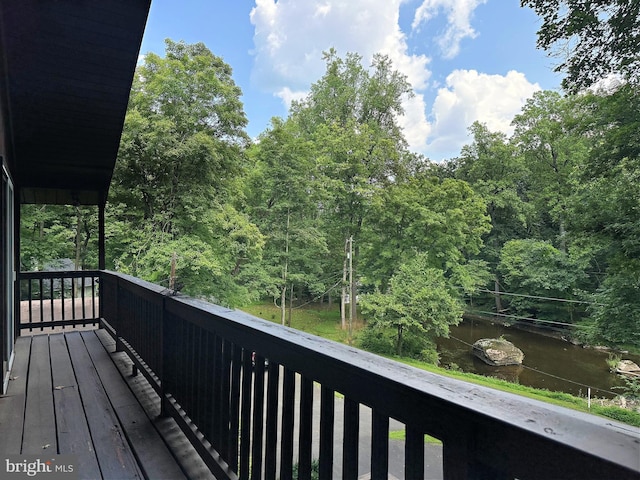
96,271,640,480
18,271,100,331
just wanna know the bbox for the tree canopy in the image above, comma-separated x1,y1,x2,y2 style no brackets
108,40,262,305
521,0,640,92
21,37,640,354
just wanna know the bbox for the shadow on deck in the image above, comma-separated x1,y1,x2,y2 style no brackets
0,329,213,479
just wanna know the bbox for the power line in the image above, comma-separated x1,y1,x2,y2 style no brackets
293,279,342,310
472,288,603,306
466,309,597,329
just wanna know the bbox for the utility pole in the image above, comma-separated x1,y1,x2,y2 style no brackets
169,252,177,293
341,237,348,330
348,235,354,344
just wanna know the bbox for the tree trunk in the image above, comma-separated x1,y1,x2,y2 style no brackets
288,283,293,327
74,206,83,270
341,236,348,330
559,218,567,253
397,325,403,356
280,285,286,326
281,209,290,326
494,277,503,314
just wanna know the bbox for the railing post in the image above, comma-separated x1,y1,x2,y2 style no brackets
98,271,103,322
114,275,124,352
98,200,105,270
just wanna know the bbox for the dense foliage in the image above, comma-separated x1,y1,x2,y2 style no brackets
521,0,640,92
21,31,640,353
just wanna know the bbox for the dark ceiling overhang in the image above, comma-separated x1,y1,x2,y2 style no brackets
0,0,151,205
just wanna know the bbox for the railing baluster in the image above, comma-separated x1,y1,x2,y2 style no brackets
27,278,33,328
219,339,232,454
265,361,280,480
71,276,76,325
298,375,314,480
49,276,54,328
212,334,223,449
194,327,205,435
39,278,44,328
405,426,425,480
371,410,389,480
319,386,335,480
81,275,86,325
251,355,266,480
91,275,96,320
188,323,198,420
342,398,359,480
280,368,296,480
239,349,253,480
60,274,65,325
203,330,215,443
228,344,242,472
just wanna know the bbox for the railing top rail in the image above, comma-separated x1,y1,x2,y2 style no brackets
103,270,640,477
19,270,101,279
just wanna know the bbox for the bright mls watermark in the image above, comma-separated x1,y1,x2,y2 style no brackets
2,456,77,479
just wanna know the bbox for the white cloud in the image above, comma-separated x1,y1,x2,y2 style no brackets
398,93,431,153
249,0,431,101
275,87,308,108
412,0,487,58
248,1,539,162
424,69,541,160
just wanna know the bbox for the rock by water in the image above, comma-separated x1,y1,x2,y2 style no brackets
472,338,524,366
615,359,640,377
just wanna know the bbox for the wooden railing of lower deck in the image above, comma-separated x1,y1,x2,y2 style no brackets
18,270,101,331
99,271,640,480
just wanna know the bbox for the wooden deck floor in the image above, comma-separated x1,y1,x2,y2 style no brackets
0,329,212,479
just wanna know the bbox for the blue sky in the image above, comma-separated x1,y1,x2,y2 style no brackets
139,0,564,161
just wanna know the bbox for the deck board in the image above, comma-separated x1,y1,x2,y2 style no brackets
49,333,102,479
22,335,57,454
0,329,192,480
0,337,30,455
66,332,143,480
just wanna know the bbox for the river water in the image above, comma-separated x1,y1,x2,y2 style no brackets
436,317,640,398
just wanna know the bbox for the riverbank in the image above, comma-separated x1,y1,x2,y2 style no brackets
240,302,640,427
464,312,640,356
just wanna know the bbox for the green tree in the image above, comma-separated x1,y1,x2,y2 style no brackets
511,90,589,250
568,84,640,345
454,122,530,261
497,239,590,323
110,40,261,305
21,205,98,271
360,253,463,358
290,50,414,325
362,174,491,293
245,117,328,324
522,0,640,92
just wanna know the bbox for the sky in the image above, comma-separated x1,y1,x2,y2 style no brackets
139,0,564,161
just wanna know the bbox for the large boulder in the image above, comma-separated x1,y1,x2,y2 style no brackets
472,338,524,366
615,360,640,377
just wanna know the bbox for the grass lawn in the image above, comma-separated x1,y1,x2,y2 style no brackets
239,301,640,427
240,301,351,343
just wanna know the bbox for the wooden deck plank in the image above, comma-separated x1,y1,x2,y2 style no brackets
22,335,57,454
0,336,31,455
49,333,102,479
81,330,187,480
65,332,143,480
